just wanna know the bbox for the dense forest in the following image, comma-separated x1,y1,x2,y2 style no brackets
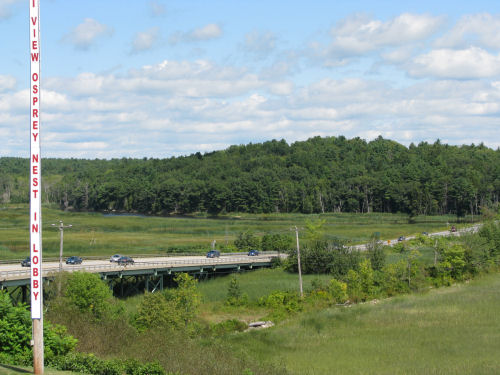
1,136,500,217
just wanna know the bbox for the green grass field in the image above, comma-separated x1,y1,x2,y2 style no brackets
0,364,72,375
222,272,500,375
0,204,466,260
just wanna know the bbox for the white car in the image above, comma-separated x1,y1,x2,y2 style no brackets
110,254,122,262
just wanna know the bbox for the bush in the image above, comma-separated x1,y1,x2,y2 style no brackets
259,290,302,321
285,239,360,277
379,260,410,296
48,272,118,321
210,319,248,336
133,292,182,331
51,352,168,375
328,279,348,304
226,275,248,306
0,291,77,366
235,231,260,251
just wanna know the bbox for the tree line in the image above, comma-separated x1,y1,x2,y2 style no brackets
1,136,500,217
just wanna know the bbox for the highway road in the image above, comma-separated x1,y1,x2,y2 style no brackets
350,224,482,251
0,253,278,282
0,224,483,281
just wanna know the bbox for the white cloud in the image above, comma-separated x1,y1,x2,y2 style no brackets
149,0,166,17
435,13,500,49
328,13,443,56
0,0,22,21
169,23,222,44
408,47,500,79
131,27,160,53
0,75,16,92
62,18,113,50
244,31,277,58
7,7,500,158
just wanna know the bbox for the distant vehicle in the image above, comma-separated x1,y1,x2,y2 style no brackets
21,256,31,267
248,249,259,256
110,254,122,262
422,232,429,236
398,236,405,242
117,256,134,265
66,256,82,265
206,250,220,258
450,226,457,233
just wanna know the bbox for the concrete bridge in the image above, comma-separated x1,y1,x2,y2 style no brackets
0,253,279,302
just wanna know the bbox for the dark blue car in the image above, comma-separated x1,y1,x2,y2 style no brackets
21,256,31,267
117,256,134,265
248,249,259,256
206,250,220,258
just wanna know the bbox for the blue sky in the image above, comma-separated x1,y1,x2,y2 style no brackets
2,0,500,158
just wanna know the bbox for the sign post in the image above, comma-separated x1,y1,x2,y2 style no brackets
29,0,44,373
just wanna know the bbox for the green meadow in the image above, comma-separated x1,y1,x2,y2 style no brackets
0,204,464,260
200,270,500,375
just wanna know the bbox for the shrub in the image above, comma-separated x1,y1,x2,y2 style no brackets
259,290,302,321
328,279,348,304
235,231,260,251
226,275,248,306
53,272,117,321
210,319,248,336
380,260,409,296
0,291,77,366
133,292,182,331
51,352,168,375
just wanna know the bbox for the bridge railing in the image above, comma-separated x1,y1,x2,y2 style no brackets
0,255,279,280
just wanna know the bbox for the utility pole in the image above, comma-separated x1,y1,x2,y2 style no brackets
294,226,303,298
51,221,72,273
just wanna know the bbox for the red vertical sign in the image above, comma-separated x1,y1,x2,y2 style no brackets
30,0,42,320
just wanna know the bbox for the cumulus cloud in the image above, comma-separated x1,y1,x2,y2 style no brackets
0,0,22,21
435,13,500,49
327,13,443,56
169,23,222,44
149,0,166,17
4,58,495,158
0,75,16,92
131,27,161,53
408,47,500,79
243,31,277,58
5,10,500,158
62,18,113,50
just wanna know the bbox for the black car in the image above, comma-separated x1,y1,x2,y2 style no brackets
248,249,259,256
21,256,31,267
398,236,405,242
206,250,220,258
117,256,134,265
66,256,83,265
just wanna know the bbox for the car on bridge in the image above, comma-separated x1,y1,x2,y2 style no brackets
248,249,259,256
110,254,122,262
117,256,134,265
66,256,83,265
206,250,220,258
21,256,31,267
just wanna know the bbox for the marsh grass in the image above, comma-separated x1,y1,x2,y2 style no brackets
198,268,331,304
0,204,463,260
227,273,500,375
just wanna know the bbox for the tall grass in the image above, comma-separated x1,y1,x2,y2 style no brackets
0,204,464,260
226,273,500,374
198,268,331,304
